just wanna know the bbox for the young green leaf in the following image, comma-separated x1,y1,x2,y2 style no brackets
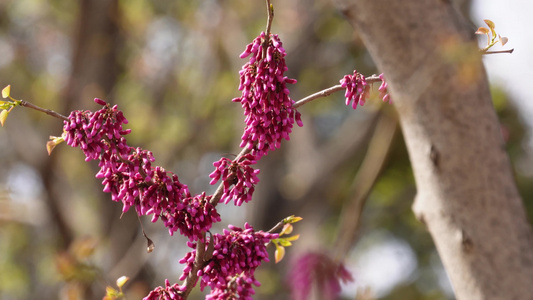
274,243,285,263
1,85,10,99
280,223,293,235
0,110,8,126
484,19,495,32
116,276,129,288
475,27,489,35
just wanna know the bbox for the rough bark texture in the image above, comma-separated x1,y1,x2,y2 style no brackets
333,1,533,299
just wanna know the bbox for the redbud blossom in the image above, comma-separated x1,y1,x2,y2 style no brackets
378,73,391,103
208,153,260,206
64,99,219,242
161,192,221,241
206,273,259,300
234,32,303,159
288,251,354,300
340,70,369,109
179,223,277,294
143,279,185,300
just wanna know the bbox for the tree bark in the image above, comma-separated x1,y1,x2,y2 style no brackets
333,1,533,299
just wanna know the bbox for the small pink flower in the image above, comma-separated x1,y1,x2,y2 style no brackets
378,73,392,103
143,279,185,300
65,99,220,242
206,273,259,300
340,70,370,109
208,153,260,206
179,223,278,292
234,32,303,159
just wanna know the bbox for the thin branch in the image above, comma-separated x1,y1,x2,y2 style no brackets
262,0,274,59
265,0,273,37
209,146,251,206
181,239,206,299
293,75,382,109
481,48,514,55
267,219,286,234
293,85,344,108
19,100,69,121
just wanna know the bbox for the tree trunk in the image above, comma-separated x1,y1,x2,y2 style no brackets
332,1,533,299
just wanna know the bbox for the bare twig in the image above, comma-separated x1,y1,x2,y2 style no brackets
181,240,206,299
293,74,381,108
481,48,514,55
20,100,69,121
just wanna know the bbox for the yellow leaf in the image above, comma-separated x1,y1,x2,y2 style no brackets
116,276,129,288
285,234,300,242
0,110,8,126
1,85,10,99
475,27,489,35
484,19,495,31
280,223,293,235
275,245,285,263
46,141,57,155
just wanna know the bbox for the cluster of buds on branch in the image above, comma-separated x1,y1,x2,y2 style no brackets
0,2,398,299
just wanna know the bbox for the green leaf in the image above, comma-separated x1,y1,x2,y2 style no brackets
1,85,10,99
278,239,292,247
0,101,11,110
284,215,303,224
0,110,8,126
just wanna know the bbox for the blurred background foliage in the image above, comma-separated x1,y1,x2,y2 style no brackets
0,0,531,299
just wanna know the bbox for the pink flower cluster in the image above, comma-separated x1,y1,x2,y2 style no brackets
161,192,220,240
340,70,369,109
208,153,260,206
233,32,303,159
64,99,220,242
340,71,392,109
206,273,259,300
179,223,277,295
144,279,184,300
288,251,353,300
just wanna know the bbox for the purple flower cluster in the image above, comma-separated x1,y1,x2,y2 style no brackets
179,223,277,293
206,273,259,300
288,252,354,300
233,32,303,159
64,99,219,242
64,99,131,161
143,279,184,300
378,73,391,103
208,153,260,206
161,192,221,241
340,70,370,109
